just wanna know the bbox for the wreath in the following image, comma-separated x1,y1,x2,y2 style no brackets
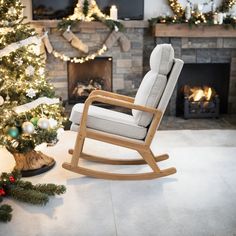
43,0,128,64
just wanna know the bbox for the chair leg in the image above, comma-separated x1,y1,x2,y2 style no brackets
70,133,85,167
138,148,161,173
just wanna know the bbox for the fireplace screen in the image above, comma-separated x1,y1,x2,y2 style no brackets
68,57,112,104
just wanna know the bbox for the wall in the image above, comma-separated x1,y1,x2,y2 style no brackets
22,0,234,21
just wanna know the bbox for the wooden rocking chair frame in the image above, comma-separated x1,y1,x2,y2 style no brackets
62,89,176,180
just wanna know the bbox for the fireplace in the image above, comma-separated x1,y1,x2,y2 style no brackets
176,63,230,117
67,57,112,104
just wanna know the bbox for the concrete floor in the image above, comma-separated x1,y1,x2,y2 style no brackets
0,130,236,236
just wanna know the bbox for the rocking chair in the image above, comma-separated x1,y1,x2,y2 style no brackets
62,44,184,180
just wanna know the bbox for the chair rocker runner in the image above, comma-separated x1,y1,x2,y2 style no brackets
62,44,184,180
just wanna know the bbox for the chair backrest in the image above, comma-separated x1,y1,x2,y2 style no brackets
132,44,177,127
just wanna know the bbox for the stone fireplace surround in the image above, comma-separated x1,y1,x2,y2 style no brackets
153,24,236,116
31,21,236,115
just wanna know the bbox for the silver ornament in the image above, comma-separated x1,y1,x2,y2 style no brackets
38,117,49,129
22,121,35,134
48,118,58,129
0,96,4,106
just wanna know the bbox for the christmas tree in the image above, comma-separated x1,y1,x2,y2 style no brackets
0,0,66,176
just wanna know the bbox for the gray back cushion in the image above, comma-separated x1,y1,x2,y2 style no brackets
132,44,174,127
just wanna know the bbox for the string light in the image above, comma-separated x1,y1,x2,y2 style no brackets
52,44,107,63
150,0,236,25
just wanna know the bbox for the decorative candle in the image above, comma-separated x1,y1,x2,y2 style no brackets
231,4,236,16
197,4,203,14
213,13,218,24
21,0,32,22
185,3,191,20
217,13,223,24
110,5,118,20
211,1,216,12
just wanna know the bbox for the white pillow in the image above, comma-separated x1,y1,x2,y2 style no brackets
150,44,174,75
132,44,174,127
132,72,167,127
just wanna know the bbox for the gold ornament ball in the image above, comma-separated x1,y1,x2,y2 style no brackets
11,139,19,148
38,117,49,129
22,121,35,134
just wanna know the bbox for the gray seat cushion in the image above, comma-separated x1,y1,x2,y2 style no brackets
70,104,147,140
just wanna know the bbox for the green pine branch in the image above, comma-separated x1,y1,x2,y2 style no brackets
0,204,13,222
83,0,89,16
16,180,66,196
33,184,66,196
9,187,49,205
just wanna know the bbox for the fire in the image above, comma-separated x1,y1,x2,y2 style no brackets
184,85,215,102
205,87,212,101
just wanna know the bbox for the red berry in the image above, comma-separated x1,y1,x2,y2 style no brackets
9,176,15,183
0,188,6,196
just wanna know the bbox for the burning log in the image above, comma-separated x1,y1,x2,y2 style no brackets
72,78,104,98
184,85,216,102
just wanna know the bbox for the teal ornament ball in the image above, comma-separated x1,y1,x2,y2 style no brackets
22,121,35,134
7,127,20,138
30,117,39,126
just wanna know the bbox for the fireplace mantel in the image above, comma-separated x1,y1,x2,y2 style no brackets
30,20,149,30
153,24,236,38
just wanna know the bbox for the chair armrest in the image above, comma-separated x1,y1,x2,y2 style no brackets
86,94,158,114
89,90,134,103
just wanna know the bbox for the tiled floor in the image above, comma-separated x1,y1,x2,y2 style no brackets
1,130,236,236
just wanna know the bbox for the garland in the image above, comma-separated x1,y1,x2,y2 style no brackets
58,0,124,31
168,0,236,17
0,36,40,58
52,44,107,64
52,0,126,63
0,170,66,222
149,0,236,27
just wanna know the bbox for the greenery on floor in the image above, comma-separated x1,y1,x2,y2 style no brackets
0,171,66,222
